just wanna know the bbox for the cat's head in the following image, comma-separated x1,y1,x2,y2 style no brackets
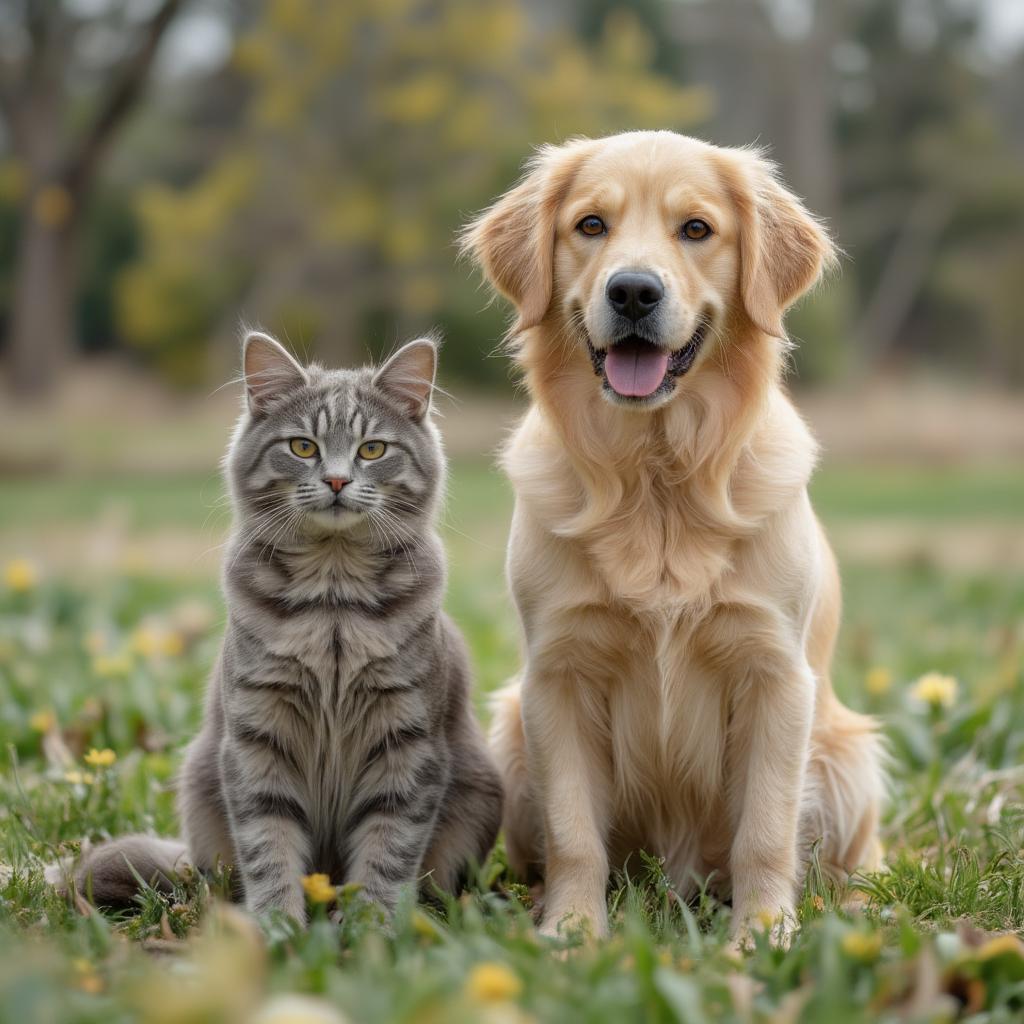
228,331,442,540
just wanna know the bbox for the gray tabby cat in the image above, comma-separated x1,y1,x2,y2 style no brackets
64,333,503,922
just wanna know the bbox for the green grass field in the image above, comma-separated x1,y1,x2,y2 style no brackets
1,461,1023,1023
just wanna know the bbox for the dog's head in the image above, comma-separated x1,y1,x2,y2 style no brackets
463,132,836,409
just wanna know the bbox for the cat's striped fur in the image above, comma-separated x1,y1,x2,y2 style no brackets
63,334,503,922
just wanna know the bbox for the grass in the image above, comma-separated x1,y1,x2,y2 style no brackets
1,460,1024,1023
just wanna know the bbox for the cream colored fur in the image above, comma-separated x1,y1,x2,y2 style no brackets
464,131,884,942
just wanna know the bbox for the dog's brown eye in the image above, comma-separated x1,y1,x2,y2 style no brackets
577,215,606,237
682,219,711,241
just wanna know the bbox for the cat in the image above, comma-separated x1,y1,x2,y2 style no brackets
60,333,503,922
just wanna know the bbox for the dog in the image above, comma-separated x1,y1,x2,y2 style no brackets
462,131,884,943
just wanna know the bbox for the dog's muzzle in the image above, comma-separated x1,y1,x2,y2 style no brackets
587,319,709,402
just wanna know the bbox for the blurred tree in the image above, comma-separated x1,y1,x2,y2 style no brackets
837,0,1024,380
669,0,1024,384
0,0,185,395
117,0,711,386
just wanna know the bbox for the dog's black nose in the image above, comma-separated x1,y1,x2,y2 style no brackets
606,271,664,321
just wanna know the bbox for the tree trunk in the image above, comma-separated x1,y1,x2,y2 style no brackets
7,199,77,397
2,0,184,396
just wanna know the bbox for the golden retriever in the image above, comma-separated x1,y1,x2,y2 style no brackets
462,131,884,943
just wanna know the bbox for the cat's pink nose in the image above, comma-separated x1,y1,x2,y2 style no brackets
323,477,348,493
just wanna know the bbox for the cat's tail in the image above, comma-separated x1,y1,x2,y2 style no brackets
46,835,191,909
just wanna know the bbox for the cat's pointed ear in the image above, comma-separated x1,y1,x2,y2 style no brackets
372,338,436,421
243,331,306,414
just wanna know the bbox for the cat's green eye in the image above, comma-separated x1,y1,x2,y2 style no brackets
358,440,386,460
289,437,318,458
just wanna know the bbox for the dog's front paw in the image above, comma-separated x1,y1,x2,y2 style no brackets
538,905,608,944
730,905,797,953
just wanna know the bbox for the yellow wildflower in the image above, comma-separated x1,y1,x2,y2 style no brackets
131,626,163,658
910,672,958,709
132,625,185,659
161,631,185,657
84,748,116,768
72,957,103,995
92,652,133,677
4,559,38,592
82,630,108,656
64,771,96,785
841,930,882,962
410,908,442,940
465,962,522,1003
865,666,893,696
29,709,55,733
253,994,350,1024
977,933,1024,961
301,873,336,904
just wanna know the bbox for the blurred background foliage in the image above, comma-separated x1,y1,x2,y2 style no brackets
0,0,1021,392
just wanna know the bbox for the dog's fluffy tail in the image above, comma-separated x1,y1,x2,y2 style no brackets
488,681,543,880
46,835,191,908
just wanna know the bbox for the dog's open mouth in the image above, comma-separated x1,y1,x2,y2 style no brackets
587,320,709,401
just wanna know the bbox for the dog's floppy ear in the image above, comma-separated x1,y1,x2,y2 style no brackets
461,139,595,331
719,150,837,339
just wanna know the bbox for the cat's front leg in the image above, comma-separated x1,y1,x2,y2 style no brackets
344,744,447,913
220,722,311,923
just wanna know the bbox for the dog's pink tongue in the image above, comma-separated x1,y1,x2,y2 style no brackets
604,342,669,397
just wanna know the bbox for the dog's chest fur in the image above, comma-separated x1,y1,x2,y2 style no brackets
506,395,820,879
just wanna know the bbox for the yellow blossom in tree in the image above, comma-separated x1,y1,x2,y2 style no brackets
865,666,893,695
0,159,26,202
301,873,336,904
841,930,883,962
33,184,73,227
465,962,522,1003
84,748,117,768
4,559,38,592
910,672,958,709
29,709,55,733
64,771,96,785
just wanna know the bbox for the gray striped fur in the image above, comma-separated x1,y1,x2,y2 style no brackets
69,334,502,922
